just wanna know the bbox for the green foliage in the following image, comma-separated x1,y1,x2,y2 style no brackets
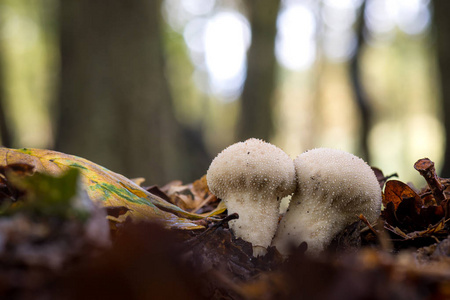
1,169,88,220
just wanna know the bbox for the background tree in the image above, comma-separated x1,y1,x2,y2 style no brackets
0,1,439,187
433,0,450,177
55,0,209,184
0,56,11,147
349,0,371,163
237,0,281,141
0,9,12,147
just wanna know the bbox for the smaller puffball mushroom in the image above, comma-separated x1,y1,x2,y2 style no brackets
272,148,382,256
206,138,296,257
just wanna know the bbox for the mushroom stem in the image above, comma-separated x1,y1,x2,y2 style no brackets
225,192,281,257
273,196,338,255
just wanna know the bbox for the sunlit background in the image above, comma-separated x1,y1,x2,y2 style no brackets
0,0,442,187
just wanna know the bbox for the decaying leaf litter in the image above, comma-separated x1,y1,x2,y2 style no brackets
0,148,450,299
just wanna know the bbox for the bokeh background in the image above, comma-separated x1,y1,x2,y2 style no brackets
0,0,447,187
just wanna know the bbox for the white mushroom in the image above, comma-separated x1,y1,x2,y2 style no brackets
272,148,382,256
206,138,296,257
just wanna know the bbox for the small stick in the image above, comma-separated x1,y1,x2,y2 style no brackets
383,173,399,181
211,213,239,228
359,214,377,234
185,213,239,246
414,158,446,205
359,214,393,251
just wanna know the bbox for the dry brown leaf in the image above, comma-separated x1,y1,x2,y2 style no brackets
384,180,422,211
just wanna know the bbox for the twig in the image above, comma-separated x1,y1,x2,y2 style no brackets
359,214,393,251
383,173,398,181
384,218,449,241
211,213,239,228
414,158,446,205
359,214,377,234
185,213,239,246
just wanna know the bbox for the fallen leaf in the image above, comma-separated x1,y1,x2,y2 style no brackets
147,175,220,214
130,177,146,186
384,180,422,211
372,167,398,189
384,219,448,241
106,206,130,218
0,148,206,230
383,175,446,238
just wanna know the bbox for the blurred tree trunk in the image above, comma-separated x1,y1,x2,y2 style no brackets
238,0,281,141
434,1,450,177
349,0,371,163
56,0,209,184
0,92,11,148
0,42,11,147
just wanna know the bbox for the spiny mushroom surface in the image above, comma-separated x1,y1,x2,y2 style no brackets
272,148,382,256
206,138,296,257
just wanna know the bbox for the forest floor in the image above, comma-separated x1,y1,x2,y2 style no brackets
0,155,449,299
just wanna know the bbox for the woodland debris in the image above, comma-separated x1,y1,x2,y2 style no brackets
414,158,446,205
0,148,450,298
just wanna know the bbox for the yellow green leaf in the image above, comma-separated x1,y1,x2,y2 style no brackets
0,148,205,230
201,200,227,218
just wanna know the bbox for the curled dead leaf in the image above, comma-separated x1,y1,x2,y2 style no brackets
384,180,422,212
0,148,207,230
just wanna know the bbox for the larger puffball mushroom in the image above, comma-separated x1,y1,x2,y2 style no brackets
206,138,296,257
272,148,382,256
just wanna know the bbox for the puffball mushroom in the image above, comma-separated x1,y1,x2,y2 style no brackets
272,148,382,256
206,138,296,257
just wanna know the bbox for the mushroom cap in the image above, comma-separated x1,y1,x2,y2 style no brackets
294,148,381,223
273,148,382,255
206,138,296,200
